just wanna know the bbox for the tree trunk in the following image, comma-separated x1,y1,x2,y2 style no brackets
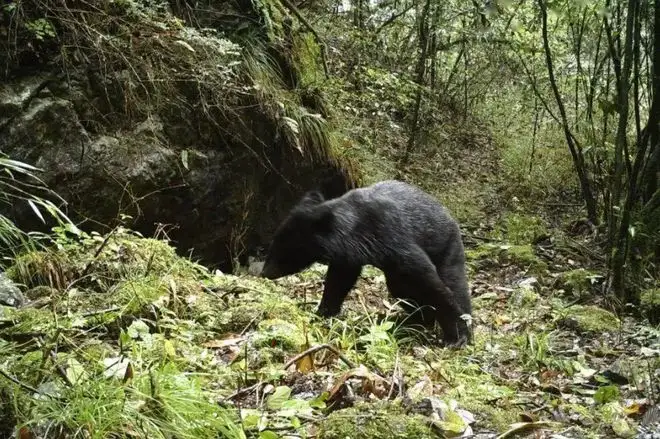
609,0,638,298
403,0,432,165
537,0,599,224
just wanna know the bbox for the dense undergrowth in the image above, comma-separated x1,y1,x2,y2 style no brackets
0,222,657,438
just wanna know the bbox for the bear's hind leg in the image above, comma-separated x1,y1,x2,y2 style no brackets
317,263,362,317
389,247,470,347
385,272,436,325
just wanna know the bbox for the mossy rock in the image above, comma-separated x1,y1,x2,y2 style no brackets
498,212,549,245
318,403,436,439
640,288,660,325
557,305,620,333
466,243,547,274
556,269,602,298
252,318,307,351
508,286,540,308
214,302,265,334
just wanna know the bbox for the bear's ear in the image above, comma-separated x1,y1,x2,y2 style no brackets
299,190,325,207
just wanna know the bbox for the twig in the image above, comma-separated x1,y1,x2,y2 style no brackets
82,306,122,317
221,382,263,402
387,352,399,400
0,368,43,395
80,225,119,278
283,343,355,370
37,336,73,387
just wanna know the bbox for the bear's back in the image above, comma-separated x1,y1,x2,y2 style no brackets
334,180,458,239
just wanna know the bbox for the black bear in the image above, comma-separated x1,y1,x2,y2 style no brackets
260,180,472,346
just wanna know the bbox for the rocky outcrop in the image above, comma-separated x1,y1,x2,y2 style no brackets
0,0,360,272
0,73,356,271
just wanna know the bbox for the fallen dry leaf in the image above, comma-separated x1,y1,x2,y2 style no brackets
295,353,315,373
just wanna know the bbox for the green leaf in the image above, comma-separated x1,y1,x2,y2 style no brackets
266,386,292,410
27,199,45,224
309,391,329,409
612,418,632,436
163,339,176,359
594,385,619,404
181,150,189,170
437,410,467,434
127,319,150,339
259,431,279,439
65,358,88,385
242,413,261,429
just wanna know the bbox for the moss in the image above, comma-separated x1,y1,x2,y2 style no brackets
294,33,324,88
466,243,547,274
641,288,660,306
508,286,540,307
24,285,59,300
640,288,660,324
557,305,620,333
506,245,546,272
208,274,307,334
557,269,602,298
497,212,549,245
318,403,436,439
1,306,64,335
443,373,517,432
111,276,170,313
460,401,516,432
252,318,307,351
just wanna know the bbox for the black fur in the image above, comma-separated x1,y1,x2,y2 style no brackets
260,180,472,346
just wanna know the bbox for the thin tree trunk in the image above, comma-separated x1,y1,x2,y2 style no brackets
644,0,660,203
403,0,432,165
538,0,599,224
609,0,638,298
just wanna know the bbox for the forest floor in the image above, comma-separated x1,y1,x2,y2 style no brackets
0,222,657,439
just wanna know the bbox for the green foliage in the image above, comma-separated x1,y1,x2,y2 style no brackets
593,385,620,405
14,362,245,439
0,156,74,266
494,212,549,245
467,243,547,274
497,123,578,204
639,288,660,324
24,18,56,40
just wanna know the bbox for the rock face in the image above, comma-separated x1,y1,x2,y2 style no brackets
0,74,356,271
0,272,25,307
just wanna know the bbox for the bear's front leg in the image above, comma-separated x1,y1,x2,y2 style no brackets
316,264,362,317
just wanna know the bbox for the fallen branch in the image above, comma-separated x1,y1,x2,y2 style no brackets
82,306,122,317
496,421,561,439
284,343,355,370
221,381,263,402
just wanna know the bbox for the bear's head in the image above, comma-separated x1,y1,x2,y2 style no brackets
261,190,333,279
